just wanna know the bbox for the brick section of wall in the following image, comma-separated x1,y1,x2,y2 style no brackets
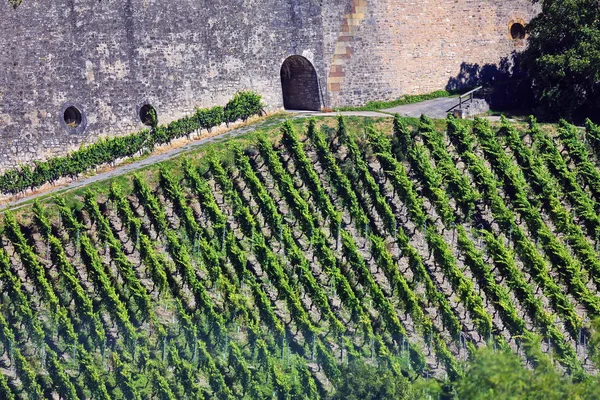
326,0,367,106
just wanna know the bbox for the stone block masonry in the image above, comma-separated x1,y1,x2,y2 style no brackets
0,0,537,170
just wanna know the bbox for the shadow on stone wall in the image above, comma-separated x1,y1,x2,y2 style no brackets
445,52,534,113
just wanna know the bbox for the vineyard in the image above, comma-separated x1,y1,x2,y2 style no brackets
1,114,600,398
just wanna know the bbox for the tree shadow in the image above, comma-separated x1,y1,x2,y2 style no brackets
445,52,534,113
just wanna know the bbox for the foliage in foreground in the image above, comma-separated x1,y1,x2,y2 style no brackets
2,115,600,398
453,347,599,400
334,334,600,400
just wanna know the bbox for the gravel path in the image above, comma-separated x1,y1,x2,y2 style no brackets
383,96,460,118
1,112,391,211
0,118,284,211
0,103,471,212
299,110,393,118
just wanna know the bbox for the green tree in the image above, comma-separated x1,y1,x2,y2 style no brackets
455,340,600,399
522,0,600,121
333,361,412,400
589,318,600,368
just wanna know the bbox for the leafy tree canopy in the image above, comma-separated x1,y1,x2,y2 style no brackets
522,0,600,121
333,361,413,400
455,347,599,400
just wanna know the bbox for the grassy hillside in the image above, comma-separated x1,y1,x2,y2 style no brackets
1,114,600,398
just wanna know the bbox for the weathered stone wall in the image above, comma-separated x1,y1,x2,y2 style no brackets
0,0,537,170
0,0,328,170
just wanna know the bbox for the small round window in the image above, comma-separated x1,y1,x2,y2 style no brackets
63,106,82,128
510,23,526,40
139,104,157,126
60,102,87,134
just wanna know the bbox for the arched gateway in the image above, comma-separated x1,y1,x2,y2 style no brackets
280,55,321,111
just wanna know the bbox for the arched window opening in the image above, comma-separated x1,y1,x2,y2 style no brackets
280,55,321,111
63,106,82,128
139,104,157,126
510,23,526,40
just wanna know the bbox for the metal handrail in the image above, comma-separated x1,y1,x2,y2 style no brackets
446,86,483,113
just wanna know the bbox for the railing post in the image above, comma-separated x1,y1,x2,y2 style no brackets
445,85,483,114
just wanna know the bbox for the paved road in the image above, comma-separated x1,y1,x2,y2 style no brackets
383,96,460,119
292,103,461,119
296,110,392,118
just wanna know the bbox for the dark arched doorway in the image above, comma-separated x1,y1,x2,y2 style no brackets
280,55,321,111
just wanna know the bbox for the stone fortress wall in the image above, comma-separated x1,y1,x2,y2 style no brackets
0,0,538,170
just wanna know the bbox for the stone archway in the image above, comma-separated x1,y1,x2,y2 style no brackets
280,55,321,111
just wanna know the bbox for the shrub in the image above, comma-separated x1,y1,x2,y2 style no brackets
195,106,224,132
224,91,264,125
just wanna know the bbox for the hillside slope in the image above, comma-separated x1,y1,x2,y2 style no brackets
0,115,599,398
